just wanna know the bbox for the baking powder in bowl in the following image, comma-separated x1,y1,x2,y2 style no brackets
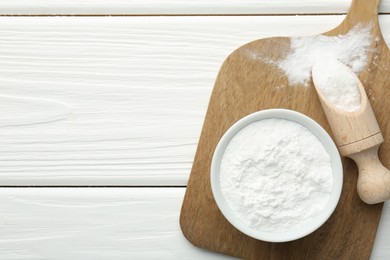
220,118,333,232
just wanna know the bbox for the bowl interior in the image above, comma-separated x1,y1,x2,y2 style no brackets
210,109,343,242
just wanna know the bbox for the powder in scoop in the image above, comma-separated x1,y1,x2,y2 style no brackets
276,24,371,86
220,118,333,232
312,59,361,112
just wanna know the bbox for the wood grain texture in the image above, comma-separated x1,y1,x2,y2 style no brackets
181,0,390,258
0,187,383,259
0,187,387,259
0,0,357,15
373,201,390,259
0,188,390,260
0,1,389,259
1,16,390,186
0,188,233,260
0,16,346,185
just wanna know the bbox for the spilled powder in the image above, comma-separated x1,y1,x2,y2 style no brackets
220,118,333,232
276,24,372,86
312,59,361,112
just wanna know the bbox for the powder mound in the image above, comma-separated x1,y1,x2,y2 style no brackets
276,24,371,86
220,118,333,232
312,59,361,112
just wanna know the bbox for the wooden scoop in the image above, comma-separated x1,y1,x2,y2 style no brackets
312,60,390,204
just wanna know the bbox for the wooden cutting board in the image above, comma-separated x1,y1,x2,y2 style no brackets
180,0,390,259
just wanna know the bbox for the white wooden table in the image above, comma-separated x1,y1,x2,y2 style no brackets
1,1,390,259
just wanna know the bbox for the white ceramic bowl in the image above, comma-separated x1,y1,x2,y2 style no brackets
210,109,343,242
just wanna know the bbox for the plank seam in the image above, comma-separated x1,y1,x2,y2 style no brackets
0,13,356,17
0,186,187,188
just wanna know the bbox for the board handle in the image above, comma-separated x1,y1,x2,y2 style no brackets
326,0,381,36
346,0,381,25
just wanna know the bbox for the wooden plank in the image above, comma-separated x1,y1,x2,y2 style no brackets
0,188,228,259
3,0,390,15
0,0,357,15
0,187,386,259
0,16,345,186
180,1,390,258
2,15,390,185
373,202,390,259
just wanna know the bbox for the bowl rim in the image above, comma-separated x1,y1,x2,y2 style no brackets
210,108,343,242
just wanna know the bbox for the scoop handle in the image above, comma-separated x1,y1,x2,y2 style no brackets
349,145,390,204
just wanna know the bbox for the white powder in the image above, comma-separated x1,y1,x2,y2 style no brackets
276,24,371,86
220,118,333,232
312,59,361,112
